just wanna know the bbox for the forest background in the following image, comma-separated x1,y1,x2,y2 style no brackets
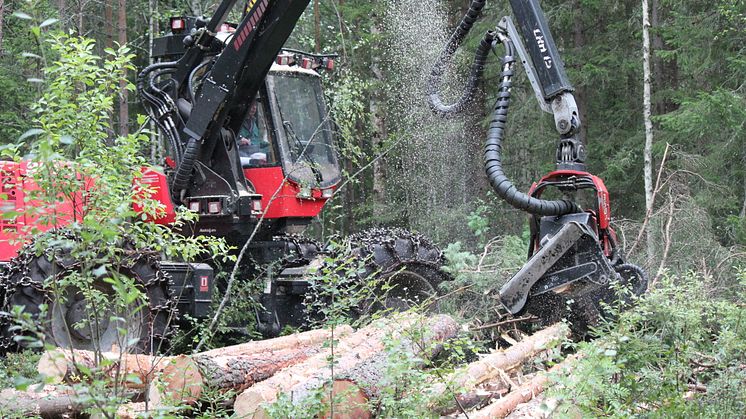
0,0,744,416
1,0,745,276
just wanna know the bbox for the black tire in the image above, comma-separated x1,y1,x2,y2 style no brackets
0,237,175,354
305,227,450,322
614,263,648,298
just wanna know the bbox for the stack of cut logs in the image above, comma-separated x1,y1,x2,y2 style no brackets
2,314,577,418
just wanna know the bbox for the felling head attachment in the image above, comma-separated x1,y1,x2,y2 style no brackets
499,219,617,315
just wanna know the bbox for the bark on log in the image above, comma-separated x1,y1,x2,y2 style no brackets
233,314,459,419
0,387,87,418
148,346,325,406
199,325,353,358
38,348,167,388
38,326,353,388
428,323,569,414
470,354,579,419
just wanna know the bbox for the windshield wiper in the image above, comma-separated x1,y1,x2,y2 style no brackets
282,120,323,183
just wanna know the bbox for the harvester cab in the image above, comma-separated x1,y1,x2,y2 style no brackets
146,14,341,243
428,0,647,334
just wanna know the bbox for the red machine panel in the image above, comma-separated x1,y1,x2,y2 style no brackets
0,161,83,262
133,167,177,225
243,167,330,219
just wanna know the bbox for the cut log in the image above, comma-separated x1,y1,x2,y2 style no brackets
38,325,353,389
199,325,353,358
38,348,168,388
148,345,324,406
470,354,579,418
233,314,459,419
428,323,569,414
0,387,83,418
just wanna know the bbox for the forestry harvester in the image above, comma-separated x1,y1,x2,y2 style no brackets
428,0,647,332
0,0,448,353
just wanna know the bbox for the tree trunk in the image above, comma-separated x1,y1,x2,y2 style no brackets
0,0,4,54
148,347,326,406
233,314,459,419
56,0,65,30
76,0,83,35
38,349,166,388
642,0,656,264
117,0,129,137
428,323,570,415
104,0,113,49
313,0,321,53
319,316,461,418
572,0,589,144
0,387,90,418
199,325,353,357
370,22,387,220
148,0,158,163
38,326,352,389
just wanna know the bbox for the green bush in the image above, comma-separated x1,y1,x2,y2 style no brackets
549,271,746,417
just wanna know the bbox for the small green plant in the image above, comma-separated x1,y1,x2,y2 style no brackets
548,271,746,418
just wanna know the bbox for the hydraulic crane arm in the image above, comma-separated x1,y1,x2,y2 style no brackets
428,0,647,331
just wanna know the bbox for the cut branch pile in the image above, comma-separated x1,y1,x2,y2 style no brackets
3,316,580,418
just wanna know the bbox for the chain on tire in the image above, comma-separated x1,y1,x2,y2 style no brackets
304,227,451,324
0,231,177,354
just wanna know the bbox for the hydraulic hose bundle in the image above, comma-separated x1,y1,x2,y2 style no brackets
484,33,580,216
427,0,579,216
426,0,493,117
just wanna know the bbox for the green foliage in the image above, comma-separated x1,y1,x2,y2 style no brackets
549,271,746,417
0,350,41,389
440,233,527,326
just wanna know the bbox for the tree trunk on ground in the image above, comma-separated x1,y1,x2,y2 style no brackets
470,354,579,418
429,323,570,415
642,0,656,265
38,326,352,389
233,314,459,419
0,387,90,417
117,0,128,137
200,325,353,357
147,346,336,406
320,316,461,418
38,349,166,388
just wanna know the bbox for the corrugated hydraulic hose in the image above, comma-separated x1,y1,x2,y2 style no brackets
172,137,199,196
485,36,580,216
427,0,494,116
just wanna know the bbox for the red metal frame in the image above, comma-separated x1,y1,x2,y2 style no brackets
243,166,330,219
1,160,334,262
528,169,616,257
0,162,86,261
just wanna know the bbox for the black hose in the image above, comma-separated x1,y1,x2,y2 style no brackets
427,0,492,116
485,35,580,216
171,137,199,196
188,59,213,102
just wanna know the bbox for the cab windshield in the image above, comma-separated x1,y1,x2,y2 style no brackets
267,71,340,188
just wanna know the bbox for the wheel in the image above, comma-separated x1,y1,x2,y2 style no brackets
0,236,175,354
305,227,450,323
614,263,648,298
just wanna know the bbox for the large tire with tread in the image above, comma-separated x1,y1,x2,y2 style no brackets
0,235,175,354
305,227,450,322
